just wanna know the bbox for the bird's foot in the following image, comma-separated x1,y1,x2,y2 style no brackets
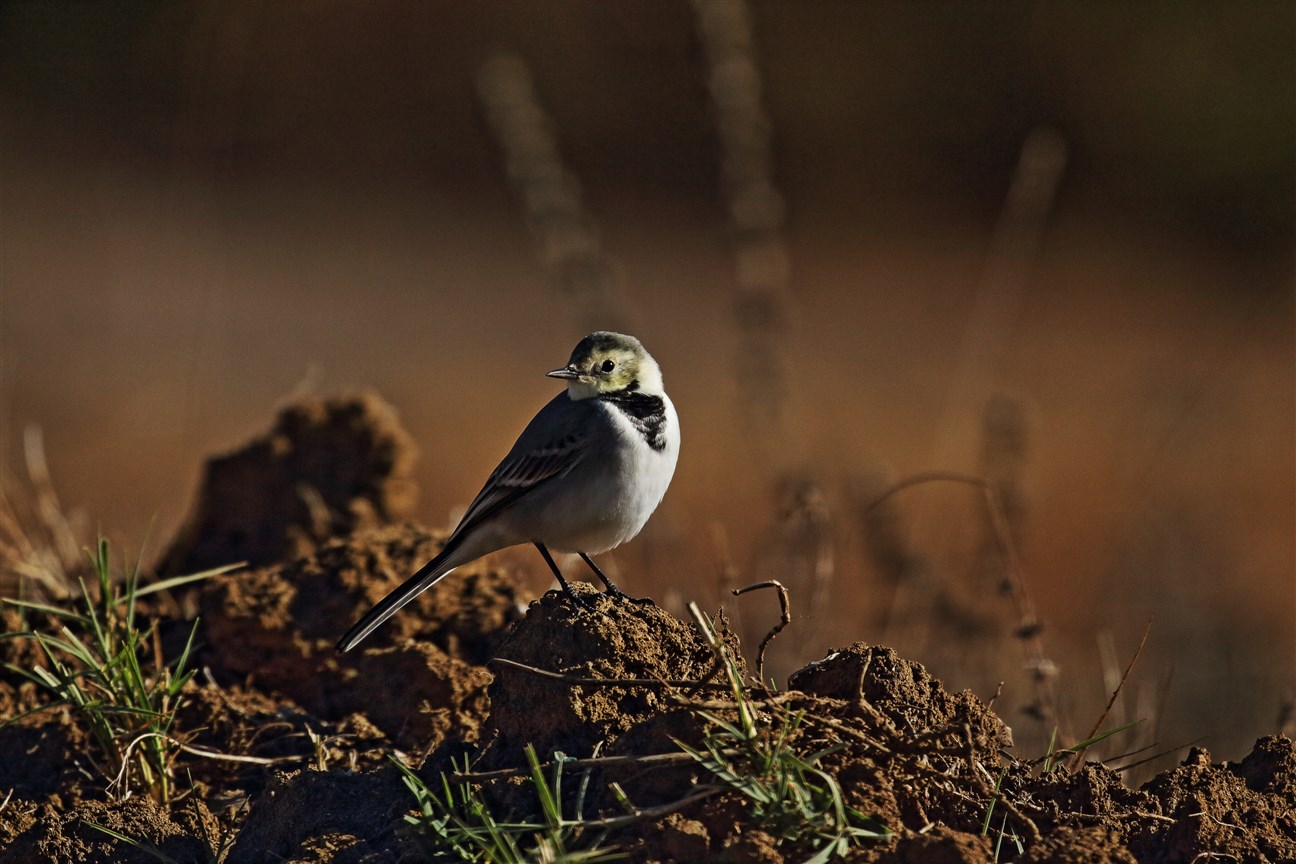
559,583,598,611
600,582,653,605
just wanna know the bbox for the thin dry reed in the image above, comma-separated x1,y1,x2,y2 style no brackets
0,426,85,600
476,53,627,333
691,0,792,468
693,0,839,675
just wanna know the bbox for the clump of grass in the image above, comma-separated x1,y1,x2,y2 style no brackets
2,538,236,805
398,745,620,863
679,604,890,861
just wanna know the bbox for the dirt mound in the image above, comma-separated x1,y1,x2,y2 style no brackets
789,642,1013,752
197,522,516,750
159,392,419,575
226,764,409,864
1127,741,1296,862
0,799,220,864
480,584,743,766
5,567,1296,862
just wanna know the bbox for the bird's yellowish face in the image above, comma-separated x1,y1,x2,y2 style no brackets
547,332,660,400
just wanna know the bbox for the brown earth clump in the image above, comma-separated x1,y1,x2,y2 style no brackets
1,799,221,864
196,523,520,752
225,764,410,864
1127,741,1296,862
159,392,420,576
479,584,743,767
788,641,1014,752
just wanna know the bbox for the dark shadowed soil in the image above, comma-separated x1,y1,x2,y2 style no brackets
2,396,1293,863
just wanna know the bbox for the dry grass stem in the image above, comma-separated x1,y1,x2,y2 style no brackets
692,0,791,465
488,656,730,691
730,579,791,685
1070,621,1153,770
476,52,626,332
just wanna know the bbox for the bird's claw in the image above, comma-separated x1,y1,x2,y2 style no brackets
600,582,629,601
560,585,597,611
602,583,652,605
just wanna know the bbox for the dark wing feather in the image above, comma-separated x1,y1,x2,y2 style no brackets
451,393,596,537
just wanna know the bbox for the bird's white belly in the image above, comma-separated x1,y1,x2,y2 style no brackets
516,399,678,554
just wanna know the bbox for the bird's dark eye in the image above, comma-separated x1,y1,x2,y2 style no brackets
601,359,615,373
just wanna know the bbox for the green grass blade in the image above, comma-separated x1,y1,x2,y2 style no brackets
1065,720,1143,754
981,764,1008,836
130,563,244,599
526,744,563,832
1,598,93,626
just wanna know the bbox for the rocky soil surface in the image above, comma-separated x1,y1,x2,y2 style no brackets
2,395,1292,863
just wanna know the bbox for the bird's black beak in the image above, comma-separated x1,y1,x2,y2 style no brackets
546,365,581,380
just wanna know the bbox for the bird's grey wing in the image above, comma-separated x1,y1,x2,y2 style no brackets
451,393,600,538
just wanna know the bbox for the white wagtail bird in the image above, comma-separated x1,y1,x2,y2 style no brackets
337,332,680,652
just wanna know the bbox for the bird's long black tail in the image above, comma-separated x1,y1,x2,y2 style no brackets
335,547,459,652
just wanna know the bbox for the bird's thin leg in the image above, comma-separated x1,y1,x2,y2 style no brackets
579,553,651,604
534,543,592,608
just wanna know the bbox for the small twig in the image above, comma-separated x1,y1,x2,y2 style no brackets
489,657,730,691
450,749,737,783
1112,737,1206,774
1190,810,1243,831
1069,621,1151,771
731,580,791,685
179,743,301,767
985,681,1005,712
851,654,899,735
579,786,722,830
668,690,801,712
797,711,891,754
106,732,171,798
1101,741,1160,766
1132,810,1178,825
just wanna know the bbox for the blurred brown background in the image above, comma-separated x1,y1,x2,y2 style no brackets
2,1,1292,766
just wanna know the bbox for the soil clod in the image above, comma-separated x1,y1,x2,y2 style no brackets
160,392,420,576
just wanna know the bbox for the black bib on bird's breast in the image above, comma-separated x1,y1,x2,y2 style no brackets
599,389,668,451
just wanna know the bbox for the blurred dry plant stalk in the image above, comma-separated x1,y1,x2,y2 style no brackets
771,477,836,659
692,0,792,467
0,425,86,600
695,0,839,671
841,131,1067,747
1089,628,1163,777
976,397,1059,728
476,53,627,333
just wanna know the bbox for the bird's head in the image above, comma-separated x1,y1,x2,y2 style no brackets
547,331,663,400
